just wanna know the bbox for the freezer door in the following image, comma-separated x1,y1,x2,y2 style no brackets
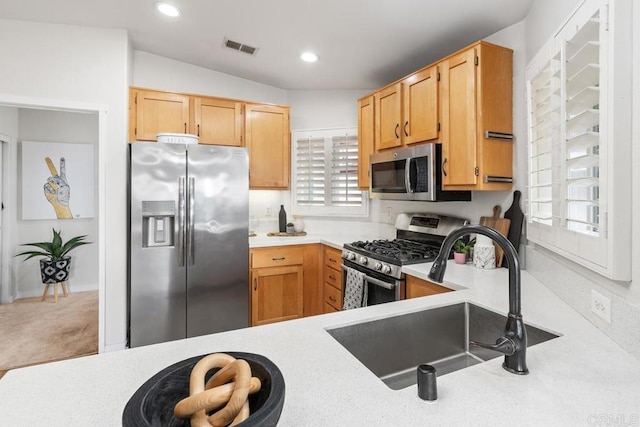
129,142,187,347
186,144,249,337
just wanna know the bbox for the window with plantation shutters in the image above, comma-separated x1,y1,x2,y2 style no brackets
525,0,632,281
292,128,368,217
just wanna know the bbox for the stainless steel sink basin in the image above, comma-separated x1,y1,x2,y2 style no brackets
326,302,559,390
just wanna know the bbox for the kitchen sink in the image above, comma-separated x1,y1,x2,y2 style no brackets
326,302,559,390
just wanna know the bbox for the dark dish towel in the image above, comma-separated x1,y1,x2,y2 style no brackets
343,265,367,309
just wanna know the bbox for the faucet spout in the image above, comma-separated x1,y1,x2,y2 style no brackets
428,224,529,375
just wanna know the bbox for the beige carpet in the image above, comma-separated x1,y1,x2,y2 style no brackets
0,290,98,377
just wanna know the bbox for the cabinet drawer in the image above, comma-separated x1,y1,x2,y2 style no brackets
324,302,340,314
324,282,342,310
324,246,342,270
324,266,342,290
251,247,303,268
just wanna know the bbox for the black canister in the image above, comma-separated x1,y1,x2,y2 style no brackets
279,205,287,232
417,364,437,401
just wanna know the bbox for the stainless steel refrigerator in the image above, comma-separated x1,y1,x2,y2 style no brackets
128,142,249,348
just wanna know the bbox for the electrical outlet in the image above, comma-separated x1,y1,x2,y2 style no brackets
265,205,272,216
386,207,392,220
591,290,612,324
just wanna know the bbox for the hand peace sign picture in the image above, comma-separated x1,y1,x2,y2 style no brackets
21,141,95,220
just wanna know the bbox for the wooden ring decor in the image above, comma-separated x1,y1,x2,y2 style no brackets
174,353,263,427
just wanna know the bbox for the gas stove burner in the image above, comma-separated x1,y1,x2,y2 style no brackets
349,238,442,264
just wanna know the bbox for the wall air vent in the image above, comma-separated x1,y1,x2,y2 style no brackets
224,38,259,56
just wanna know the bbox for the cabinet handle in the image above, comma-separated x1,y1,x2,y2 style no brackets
394,124,400,139
404,121,409,137
442,158,448,177
329,296,337,302
197,124,200,137
254,278,257,291
329,258,337,263
329,275,336,280
272,257,285,261
184,122,187,133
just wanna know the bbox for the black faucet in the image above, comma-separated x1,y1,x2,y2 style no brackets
428,224,528,375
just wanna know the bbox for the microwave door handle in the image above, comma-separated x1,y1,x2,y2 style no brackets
405,158,414,194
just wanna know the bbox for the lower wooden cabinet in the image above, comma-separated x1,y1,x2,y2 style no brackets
405,275,452,299
250,244,323,326
251,265,303,326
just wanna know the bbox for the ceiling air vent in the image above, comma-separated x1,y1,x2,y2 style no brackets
224,38,259,56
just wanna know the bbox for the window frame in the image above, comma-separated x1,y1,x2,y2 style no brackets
290,127,369,218
525,0,632,281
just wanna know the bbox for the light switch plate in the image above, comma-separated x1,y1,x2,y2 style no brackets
591,290,612,324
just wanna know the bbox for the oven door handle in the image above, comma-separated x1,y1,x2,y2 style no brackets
342,264,396,290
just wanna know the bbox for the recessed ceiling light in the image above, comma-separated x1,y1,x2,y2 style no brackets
156,2,181,17
301,52,319,63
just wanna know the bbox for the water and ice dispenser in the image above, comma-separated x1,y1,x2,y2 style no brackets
141,201,175,247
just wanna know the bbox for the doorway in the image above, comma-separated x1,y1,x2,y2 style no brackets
0,97,106,376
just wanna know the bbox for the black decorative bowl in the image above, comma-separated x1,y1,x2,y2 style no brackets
122,352,285,427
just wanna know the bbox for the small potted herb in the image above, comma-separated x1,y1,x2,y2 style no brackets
453,237,476,264
286,222,295,234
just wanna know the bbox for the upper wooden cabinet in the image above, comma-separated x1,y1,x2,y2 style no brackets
132,89,190,140
401,65,439,145
129,87,291,189
245,103,290,189
374,83,402,150
357,95,374,189
373,65,439,152
191,97,243,146
439,42,513,190
360,40,513,191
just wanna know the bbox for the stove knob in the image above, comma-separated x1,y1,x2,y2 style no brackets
374,262,383,271
381,264,392,274
348,252,356,261
359,256,368,265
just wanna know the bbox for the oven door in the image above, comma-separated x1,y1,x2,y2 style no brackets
342,261,403,306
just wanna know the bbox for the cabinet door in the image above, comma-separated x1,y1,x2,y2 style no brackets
245,104,290,189
251,265,303,326
375,83,402,150
440,48,478,186
402,66,438,145
357,95,375,189
405,275,452,299
191,97,243,146
134,89,190,141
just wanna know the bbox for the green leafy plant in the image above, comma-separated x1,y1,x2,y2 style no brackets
453,237,476,254
16,229,91,261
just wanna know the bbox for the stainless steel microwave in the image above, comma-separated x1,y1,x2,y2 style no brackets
369,144,471,202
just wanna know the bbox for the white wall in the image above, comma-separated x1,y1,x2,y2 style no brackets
132,51,287,105
14,109,99,298
0,106,19,303
0,19,129,350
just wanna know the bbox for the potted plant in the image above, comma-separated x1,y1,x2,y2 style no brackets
16,228,91,285
453,237,476,264
286,222,295,234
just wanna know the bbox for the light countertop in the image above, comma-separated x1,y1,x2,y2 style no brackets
1,236,639,425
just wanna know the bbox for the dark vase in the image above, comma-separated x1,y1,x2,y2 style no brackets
39,256,71,284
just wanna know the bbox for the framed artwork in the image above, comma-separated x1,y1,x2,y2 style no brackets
21,141,95,220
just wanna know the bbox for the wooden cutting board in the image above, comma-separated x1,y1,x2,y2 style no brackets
479,205,511,267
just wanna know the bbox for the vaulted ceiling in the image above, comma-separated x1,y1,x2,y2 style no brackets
0,0,534,90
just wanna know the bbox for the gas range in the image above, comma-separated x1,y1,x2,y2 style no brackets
342,213,469,279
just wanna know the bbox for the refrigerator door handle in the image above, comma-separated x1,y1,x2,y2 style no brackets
178,177,186,267
187,177,195,266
